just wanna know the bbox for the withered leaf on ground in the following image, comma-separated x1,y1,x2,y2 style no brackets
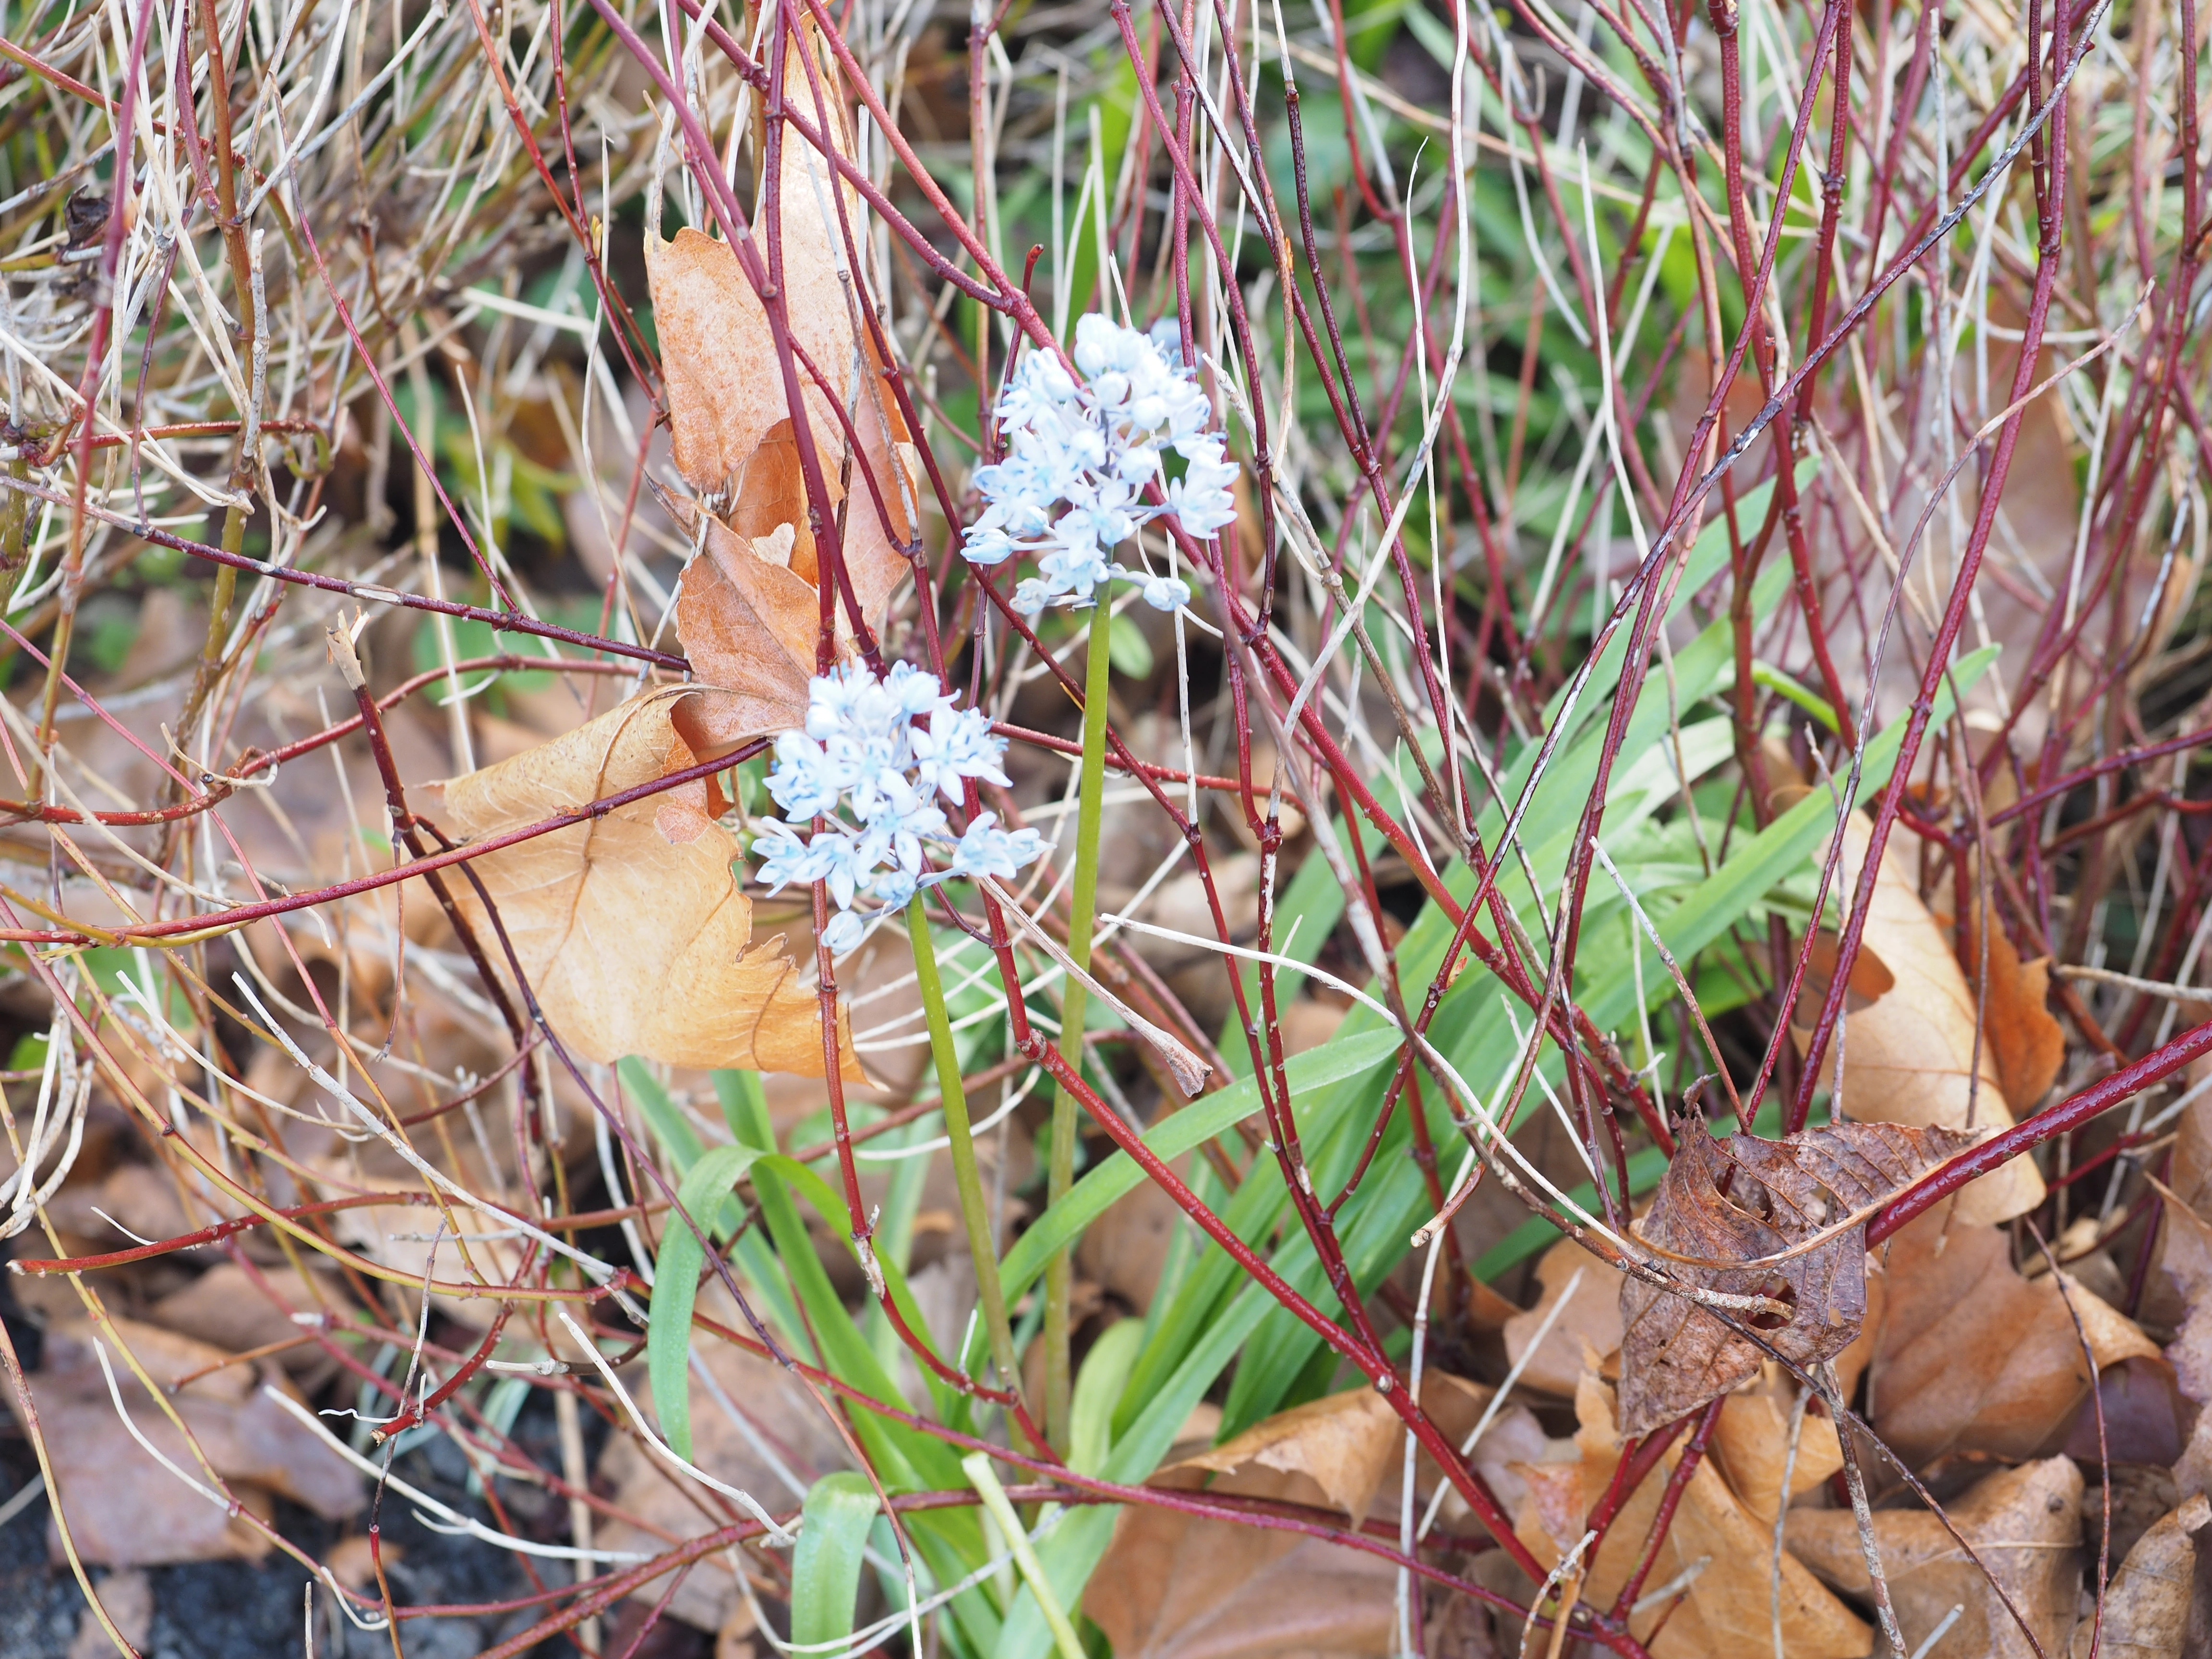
422,690,858,1077
1794,813,2044,1225
1508,1370,1867,1659
1789,1455,2082,1659
1956,906,2067,1114
1617,1117,1970,1436
1708,1376,1845,1526
1084,1377,1494,1659
2067,1492,2209,1659
648,24,918,753
10,1314,362,1567
1502,1237,1625,1401
2152,1173,2212,1495
1870,1209,2159,1466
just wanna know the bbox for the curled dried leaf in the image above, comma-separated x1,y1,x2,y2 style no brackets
1789,1455,2082,1659
1956,907,2067,1114
2068,1492,2210,1659
646,23,918,752
1871,1210,2160,1465
18,1315,361,1567
1617,1117,1971,1436
1794,814,2044,1224
423,690,858,1078
1084,1378,1495,1659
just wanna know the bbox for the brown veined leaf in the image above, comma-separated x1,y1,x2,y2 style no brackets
1502,1237,1626,1400
1788,1455,2082,1659
647,24,918,753
1082,1376,1495,1659
1707,1377,1845,1527
2067,1492,2210,1659
21,1314,362,1566
1793,813,2046,1225
646,22,863,503
672,518,824,744
1616,1117,1971,1436
1955,904,2067,1114
421,689,858,1078
1507,1370,1867,1659
1869,1209,2159,1466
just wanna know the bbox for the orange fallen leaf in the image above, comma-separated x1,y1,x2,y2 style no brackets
423,689,857,1077
1508,1370,1868,1659
672,518,826,742
1708,1380,1845,1527
1870,1210,2159,1466
1083,1377,1494,1659
648,25,918,752
1503,1237,1625,1400
2068,1491,2209,1658
1616,1117,1968,1436
1796,814,2045,1226
646,24,865,505
1955,905,2067,1114
1788,1455,2082,1659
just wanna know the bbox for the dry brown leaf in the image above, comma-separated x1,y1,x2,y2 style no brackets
1870,1211,2160,1467
1075,1171,1183,1314
1709,1381,1846,1527
1651,1454,1871,1658
646,24,863,505
648,25,917,753
66,1566,152,1659
1502,1237,1625,1400
1617,1117,1970,1436
673,517,825,742
1957,909,2067,1114
1084,1376,1495,1659
1796,814,2045,1225
1511,1372,1661,1618
2068,1492,2210,1658
423,690,857,1078
13,1313,362,1566
1788,1455,2082,1659
1506,1370,1867,1659
2155,1189,2212,1498
146,1262,344,1382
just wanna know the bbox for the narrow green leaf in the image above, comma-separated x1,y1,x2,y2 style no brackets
1068,1318,1144,1477
647,1144,758,1463
790,1471,879,1648
619,1056,704,1173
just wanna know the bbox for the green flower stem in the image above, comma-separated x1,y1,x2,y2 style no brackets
905,895,1021,1392
1044,596,1113,1449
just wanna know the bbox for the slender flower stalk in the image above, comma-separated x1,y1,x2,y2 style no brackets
1043,594,1115,1449
905,894,1022,1397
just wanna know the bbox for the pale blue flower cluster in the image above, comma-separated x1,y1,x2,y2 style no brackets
962,314,1236,616
751,662,1045,954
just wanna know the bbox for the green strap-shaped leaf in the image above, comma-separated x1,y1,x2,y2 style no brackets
648,1143,758,1463
790,1471,879,1649
620,1056,705,1172
1068,1317,1144,1477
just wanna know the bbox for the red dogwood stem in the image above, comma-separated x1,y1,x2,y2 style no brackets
1868,1015,2212,1243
